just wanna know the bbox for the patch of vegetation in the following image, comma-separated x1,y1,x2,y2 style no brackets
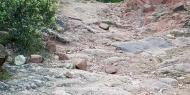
0,0,57,54
0,68,11,80
96,0,123,3
0,33,11,46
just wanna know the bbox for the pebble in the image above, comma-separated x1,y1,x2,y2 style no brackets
99,23,110,30
75,59,87,70
105,65,118,74
64,72,73,78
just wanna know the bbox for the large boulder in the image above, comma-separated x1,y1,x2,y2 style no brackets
0,44,8,67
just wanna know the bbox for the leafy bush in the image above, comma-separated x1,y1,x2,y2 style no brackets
0,0,57,54
0,31,11,45
0,69,11,80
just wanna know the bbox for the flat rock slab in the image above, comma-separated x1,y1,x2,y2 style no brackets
113,37,173,54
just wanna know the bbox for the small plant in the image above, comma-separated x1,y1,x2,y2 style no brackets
0,68,11,80
0,0,57,54
96,0,123,3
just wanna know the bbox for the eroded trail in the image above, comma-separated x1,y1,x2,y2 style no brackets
1,0,190,95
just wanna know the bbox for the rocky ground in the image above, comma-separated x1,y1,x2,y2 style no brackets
1,0,190,95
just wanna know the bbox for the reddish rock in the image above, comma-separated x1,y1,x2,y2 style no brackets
75,59,87,70
64,72,73,78
30,54,43,63
46,41,56,53
143,4,155,13
56,53,69,60
105,66,118,74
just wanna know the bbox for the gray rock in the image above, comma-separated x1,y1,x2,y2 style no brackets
142,79,171,92
174,63,190,73
170,28,190,37
157,63,190,77
159,78,178,86
47,29,70,43
0,82,10,91
159,59,178,68
172,37,190,46
113,37,173,53
158,66,182,77
14,55,26,65
178,74,190,84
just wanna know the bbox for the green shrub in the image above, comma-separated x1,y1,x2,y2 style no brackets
0,68,11,80
0,0,57,54
0,31,11,45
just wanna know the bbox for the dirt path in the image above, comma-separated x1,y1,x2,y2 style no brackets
1,0,190,95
